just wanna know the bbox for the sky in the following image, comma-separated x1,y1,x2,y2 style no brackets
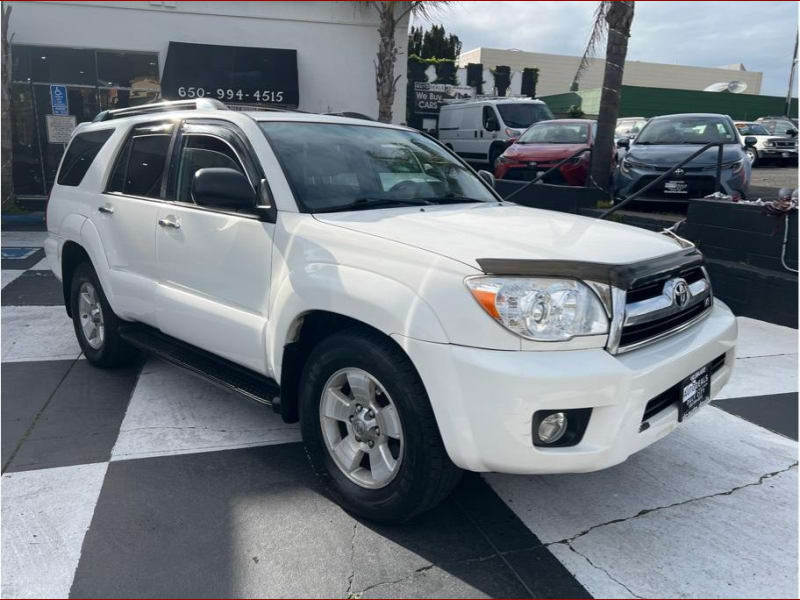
413,1,798,97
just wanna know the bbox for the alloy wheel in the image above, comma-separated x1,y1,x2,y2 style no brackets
78,281,105,350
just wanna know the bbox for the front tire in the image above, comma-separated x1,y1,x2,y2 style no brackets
745,146,758,166
70,262,138,368
299,328,461,522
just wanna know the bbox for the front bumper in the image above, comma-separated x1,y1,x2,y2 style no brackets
759,146,798,158
615,167,747,200
395,300,737,474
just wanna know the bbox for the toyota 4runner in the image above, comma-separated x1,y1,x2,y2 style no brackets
46,99,737,522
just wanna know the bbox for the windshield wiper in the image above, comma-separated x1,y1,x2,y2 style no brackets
417,194,487,204
316,197,432,213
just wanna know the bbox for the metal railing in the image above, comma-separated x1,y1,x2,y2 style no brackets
600,142,725,219
502,147,593,202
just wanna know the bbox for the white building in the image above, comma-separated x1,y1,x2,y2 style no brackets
6,0,409,200
457,47,764,97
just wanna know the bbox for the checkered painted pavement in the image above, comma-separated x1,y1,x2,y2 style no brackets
2,227,797,598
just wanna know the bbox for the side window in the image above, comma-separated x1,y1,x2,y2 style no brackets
57,129,114,186
175,134,246,204
107,132,171,198
482,106,499,131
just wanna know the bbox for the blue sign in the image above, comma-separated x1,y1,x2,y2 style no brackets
50,85,69,115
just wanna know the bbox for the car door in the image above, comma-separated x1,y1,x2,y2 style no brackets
154,120,274,375
479,105,500,160
96,122,175,326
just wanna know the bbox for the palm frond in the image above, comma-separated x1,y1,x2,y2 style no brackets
571,1,611,90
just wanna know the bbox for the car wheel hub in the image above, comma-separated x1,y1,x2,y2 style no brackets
319,367,404,489
78,282,105,350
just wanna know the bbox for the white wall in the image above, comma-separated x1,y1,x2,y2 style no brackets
7,1,410,123
458,47,764,97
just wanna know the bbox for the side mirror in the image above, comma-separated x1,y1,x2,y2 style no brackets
616,137,630,148
192,168,256,209
744,136,758,147
477,169,496,188
788,128,797,137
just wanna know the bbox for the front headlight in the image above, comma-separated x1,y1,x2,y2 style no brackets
496,154,515,165
465,277,609,341
726,159,744,174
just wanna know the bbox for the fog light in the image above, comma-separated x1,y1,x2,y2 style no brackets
537,412,567,444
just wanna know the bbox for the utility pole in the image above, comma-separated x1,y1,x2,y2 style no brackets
785,29,798,117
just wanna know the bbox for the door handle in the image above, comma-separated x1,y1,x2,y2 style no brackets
98,205,114,215
158,216,180,229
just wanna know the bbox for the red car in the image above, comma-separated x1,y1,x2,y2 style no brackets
494,119,603,186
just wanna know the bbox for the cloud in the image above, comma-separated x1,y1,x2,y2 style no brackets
414,1,797,97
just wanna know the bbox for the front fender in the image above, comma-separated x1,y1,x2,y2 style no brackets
267,263,449,379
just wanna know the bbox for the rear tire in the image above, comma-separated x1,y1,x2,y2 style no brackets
299,328,462,523
70,262,138,368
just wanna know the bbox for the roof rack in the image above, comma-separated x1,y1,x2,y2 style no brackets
93,98,229,122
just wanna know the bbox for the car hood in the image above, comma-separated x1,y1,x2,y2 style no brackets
314,203,683,270
505,142,589,161
627,144,744,166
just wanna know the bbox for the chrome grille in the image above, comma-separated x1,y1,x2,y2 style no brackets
610,265,713,354
775,140,797,149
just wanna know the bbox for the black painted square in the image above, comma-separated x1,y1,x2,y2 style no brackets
713,392,798,440
1,270,63,306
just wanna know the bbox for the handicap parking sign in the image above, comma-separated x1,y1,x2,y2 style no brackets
50,85,69,115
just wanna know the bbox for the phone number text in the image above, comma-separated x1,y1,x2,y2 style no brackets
177,86,285,103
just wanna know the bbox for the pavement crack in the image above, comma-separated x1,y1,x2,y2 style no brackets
345,521,358,598
564,542,645,599
349,563,436,597
549,462,798,547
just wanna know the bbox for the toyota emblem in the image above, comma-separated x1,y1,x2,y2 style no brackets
673,168,685,177
673,279,690,307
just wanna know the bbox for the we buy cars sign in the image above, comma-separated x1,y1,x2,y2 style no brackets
413,82,475,116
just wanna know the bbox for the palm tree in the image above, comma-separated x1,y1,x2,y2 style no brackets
1,5,13,210
369,1,449,123
572,1,635,191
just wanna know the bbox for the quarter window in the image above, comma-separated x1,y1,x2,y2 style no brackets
56,129,114,186
175,134,246,204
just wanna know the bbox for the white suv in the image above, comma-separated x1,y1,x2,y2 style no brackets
46,99,737,522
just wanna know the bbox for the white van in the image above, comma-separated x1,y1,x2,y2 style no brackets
438,97,553,166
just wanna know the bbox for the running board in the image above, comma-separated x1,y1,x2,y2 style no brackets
119,324,279,407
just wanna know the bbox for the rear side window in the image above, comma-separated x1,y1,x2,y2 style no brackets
57,129,114,186
108,133,172,198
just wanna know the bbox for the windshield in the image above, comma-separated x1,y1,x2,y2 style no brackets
735,123,769,136
518,121,590,144
615,119,647,137
636,116,737,145
496,103,553,128
259,122,497,213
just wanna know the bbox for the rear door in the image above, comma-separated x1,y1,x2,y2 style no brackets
154,120,274,374
96,121,175,326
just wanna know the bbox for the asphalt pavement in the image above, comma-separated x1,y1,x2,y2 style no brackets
1,226,797,598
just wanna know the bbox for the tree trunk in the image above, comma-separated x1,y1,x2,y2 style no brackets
374,2,400,123
590,1,634,192
1,5,13,210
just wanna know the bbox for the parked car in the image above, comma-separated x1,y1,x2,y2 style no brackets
494,119,604,185
614,116,648,143
46,99,736,522
438,97,553,167
755,116,798,137
734,121,797,165
614,113,753,202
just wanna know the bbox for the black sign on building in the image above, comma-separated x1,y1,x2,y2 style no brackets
160,42,299,108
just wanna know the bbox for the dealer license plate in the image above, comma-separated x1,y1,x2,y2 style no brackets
664,180,688,194
679,364,711,421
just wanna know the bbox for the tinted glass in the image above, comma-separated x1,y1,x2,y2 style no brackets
28,46,95,85
637,116,737,145
96,51,159,88
10,83,44,195
99,88,160,111
735,123,769,136
518,122,590,144
11,45,32,82
259,122,496,213
496,103,553,128
176,135,244,204
57,129,114,186
121,134,171,197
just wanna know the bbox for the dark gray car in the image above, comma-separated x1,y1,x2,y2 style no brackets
614,113,752,202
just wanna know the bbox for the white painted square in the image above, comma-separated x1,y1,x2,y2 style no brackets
1,232,48,248
736,316,797,359
30,258,52,271
1,306,82,362
111,358,300,461
716,353,797,399
1,462,108,599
